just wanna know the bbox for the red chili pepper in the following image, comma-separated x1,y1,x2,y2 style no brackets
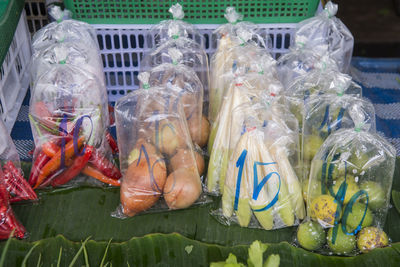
51,146,93,187
89,148,121,180
3,161,37,203
29,151,50,187
82,164,120,186
106,132,119,154
34,137,84,189
108,104,115,125
0,181,26,239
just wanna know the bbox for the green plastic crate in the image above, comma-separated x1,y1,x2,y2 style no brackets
64,0,320,24
0,0,25,66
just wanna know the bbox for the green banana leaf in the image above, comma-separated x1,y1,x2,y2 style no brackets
0,158,399,266
1,234,400,266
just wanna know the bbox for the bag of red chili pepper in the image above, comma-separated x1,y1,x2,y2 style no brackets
28,63,121,189
0,120,37,203
114,82,207,217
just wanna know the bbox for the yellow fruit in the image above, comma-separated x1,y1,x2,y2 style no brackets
310,195,339,227
357,227,389,253
331,177,359,205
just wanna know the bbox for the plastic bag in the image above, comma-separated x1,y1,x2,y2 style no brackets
214,99,305,230
209,9,273,124
294,1,354,73
28,64,121,189
138,49,209,148
32,6,99,54
0,120,37,203
141,35,210,110
297,110,395,255
0,178,27,239
147,3,203,48
30,41,105,88
283,60,362,130
207,75,269,195
302,94,376,184
276,44,329,89
114,84,206,217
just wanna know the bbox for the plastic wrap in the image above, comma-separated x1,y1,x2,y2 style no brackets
213,99,305,230
139,49,208,148
141,35,210,110
0,120,37,203
28,64,120,189
297,110,395,255
114,84,206,217
207,75,270,195
30,41,105,88
284,60,362,130
32,6,99,54
276,44,329,89
147,3,203,47
302,95,376,184
294,1,354,73
209,8,273,124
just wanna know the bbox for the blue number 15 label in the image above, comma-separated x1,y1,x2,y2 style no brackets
233,150,281,212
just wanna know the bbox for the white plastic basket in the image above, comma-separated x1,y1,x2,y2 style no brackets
0,10,32,132
24,0,48,34
94,24,296,102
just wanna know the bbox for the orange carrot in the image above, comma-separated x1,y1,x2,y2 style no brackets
82,164,121,186
42,142,61,157
34,137,84,188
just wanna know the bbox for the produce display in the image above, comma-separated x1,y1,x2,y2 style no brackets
214,97,305,230
28,9,120,189
114,84,203,217
114,6,209,217
301,94,376,183
207,20,282,194
1,0,398,262
298,110,395,255
0,120,36,239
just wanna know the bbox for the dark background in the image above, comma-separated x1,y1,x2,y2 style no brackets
334,0,400,57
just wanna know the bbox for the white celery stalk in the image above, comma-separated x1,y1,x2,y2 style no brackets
258,140,295,227
269,145,305,220
209,35,234,124
246,130,274,230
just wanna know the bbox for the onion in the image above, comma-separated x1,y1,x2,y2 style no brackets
188,115,210,148
152,120,187,156
128,138,158,165
120,155,167,217
169,148,204,174
163,168,202,209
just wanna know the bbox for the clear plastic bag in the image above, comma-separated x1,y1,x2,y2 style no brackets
302,94,376,184
207,75,270,195
0,120,37,203
30,41,105,88
0,177,27,239
114,85,206,217
209,9,273,124
293,1,354,73
297,110,395,255
138,49,209,148
32,6,99,54
213,99,305,230
283,60,361,130
141,35,210,111
28,64,120,189
276,45,329,89
147,3,203,48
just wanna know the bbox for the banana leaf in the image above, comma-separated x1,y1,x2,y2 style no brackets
0,158,400,266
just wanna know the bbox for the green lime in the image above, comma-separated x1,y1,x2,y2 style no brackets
297,221,326,251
